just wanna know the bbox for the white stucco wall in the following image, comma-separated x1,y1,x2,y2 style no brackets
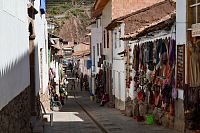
0,0,30,109
78,56,91,75
176,0,186,100
91,17,102,94
112,23,126,109
176,0,187,45
34,0,49,94
91,18,102,74
102,1,112,63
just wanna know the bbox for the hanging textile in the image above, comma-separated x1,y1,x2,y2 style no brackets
169,39,176,66
189,44,200,87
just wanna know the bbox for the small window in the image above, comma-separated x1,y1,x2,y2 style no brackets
96,20,98,28
97,43,99,56
119,27,121,47
188,0,200,27
100,43,102,55
114,31,117,49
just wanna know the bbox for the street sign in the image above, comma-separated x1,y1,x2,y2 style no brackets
192,23,200,37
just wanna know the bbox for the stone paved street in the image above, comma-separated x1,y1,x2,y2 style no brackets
44,90,180,133
44,92,101,133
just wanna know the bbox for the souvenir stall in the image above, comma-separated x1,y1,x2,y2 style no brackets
95,69,104,103
125,46,134,116
128,30,177,127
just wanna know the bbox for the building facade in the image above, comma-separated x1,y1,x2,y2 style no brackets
111,23,126,110
177,0,200,131
90,17,103,94
91,0,166,110
0,0,48,132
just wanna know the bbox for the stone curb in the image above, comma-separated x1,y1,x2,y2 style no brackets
74,92,109,133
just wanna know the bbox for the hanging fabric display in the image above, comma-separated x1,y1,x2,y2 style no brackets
131,37,177,126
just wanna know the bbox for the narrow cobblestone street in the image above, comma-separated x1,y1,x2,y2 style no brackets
44,88,180,133
44,92,101,133
1,0,200,133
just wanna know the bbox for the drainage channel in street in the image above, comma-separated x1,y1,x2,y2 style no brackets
66,69,121,133
72,91,110,133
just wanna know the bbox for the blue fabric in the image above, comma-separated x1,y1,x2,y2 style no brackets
40,0,46,14
161,40,167,54
87,60,92,69
156,39,167,64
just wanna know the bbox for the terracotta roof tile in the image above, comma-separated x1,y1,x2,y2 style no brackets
106,0,176,40
122,0,175,39
122,12,175,40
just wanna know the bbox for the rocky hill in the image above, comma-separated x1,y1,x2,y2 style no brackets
47,0,94,42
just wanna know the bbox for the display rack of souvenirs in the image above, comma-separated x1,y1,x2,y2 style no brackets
126,47,132,89
132,38,176,125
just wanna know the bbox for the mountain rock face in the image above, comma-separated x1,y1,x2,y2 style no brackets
59,11,90,42
47,0,94,42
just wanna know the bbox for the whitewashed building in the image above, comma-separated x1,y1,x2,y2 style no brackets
106,23,126,110
34,0,49,94
90,17,103,94
91,0,164,109
92,0,114,106
0,0,48,132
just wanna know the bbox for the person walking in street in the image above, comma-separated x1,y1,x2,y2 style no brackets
59,84,66,105
80,73,83,91
63,75,69,90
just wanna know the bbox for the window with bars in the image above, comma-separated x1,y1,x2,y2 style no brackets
114,31,117,49
97,43,99,56
188,0,200,27
107,30,109,48
119,27,121,47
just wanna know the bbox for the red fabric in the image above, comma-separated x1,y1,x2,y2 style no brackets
138,91,143,101
165,64,171,79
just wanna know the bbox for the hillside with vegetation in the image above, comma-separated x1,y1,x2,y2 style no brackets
47,0,95,42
